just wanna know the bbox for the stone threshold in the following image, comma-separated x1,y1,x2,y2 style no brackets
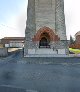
24,54,80,57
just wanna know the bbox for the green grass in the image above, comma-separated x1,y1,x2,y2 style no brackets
69,48,80,54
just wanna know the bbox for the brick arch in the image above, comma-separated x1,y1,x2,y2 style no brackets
32,27,60,41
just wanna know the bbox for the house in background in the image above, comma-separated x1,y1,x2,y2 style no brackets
1,37,25,48
75,31,80,44
69,31,80,49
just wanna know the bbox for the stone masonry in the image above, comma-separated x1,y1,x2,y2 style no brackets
24,0,68,56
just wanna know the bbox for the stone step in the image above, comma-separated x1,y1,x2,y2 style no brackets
35,49,57,54
25,54,70,57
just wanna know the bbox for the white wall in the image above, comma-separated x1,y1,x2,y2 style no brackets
10,42,24,48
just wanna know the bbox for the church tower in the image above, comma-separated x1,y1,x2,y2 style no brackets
24,0,68,57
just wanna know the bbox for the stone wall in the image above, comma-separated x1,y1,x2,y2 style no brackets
0,48,8,57
35,0,56,31
24,0,68,56
55,0,67,40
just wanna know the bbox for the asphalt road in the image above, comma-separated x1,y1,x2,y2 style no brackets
0,50,80,92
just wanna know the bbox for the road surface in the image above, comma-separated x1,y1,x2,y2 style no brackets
0,50,80,92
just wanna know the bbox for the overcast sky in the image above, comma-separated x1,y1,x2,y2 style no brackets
0,0,80,40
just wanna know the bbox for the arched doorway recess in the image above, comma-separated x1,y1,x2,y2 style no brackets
32,27,60,48
39,32,50,48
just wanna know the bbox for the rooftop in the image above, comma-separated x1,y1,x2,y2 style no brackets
1,37,25,40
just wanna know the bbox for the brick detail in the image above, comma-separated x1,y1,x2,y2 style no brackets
76,35,80,44
69,35,80,49
32,27,60,41
69,44,80,49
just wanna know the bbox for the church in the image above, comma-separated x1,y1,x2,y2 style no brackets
24,0,68,57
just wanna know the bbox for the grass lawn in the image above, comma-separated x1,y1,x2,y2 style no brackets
69,48,80,54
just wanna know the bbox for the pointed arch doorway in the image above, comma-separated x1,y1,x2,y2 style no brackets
32,27,60,48
39,32,50,48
